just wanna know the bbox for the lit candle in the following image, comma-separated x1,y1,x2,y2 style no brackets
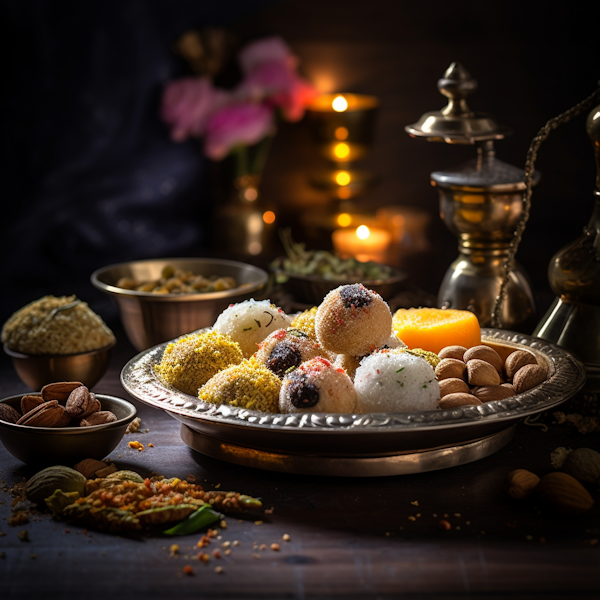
332,225,391,263
307,93,379,164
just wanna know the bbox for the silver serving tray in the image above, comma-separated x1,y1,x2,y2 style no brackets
121,329,586,460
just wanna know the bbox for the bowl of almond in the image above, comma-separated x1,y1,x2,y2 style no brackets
0,381,137,465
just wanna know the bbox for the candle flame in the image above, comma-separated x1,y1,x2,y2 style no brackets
332,95,348,112
356,225,370,240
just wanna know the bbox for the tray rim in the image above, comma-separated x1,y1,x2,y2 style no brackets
120,328,587,434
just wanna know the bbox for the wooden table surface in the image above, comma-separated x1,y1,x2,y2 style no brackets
1,319,599,600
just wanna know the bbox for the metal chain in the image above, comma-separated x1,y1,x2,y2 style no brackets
490,86,600,329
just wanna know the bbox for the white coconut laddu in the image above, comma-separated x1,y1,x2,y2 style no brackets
213,299,292,358
354,348,440,413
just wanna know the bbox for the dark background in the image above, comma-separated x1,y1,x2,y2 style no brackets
2,0,599,328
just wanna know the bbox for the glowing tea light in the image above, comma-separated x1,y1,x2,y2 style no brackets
332,225,391,263
335,171,351,186
332,95,349,112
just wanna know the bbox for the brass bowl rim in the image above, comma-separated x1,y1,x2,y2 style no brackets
0,393,137,434
90,257,269,302
3,340,116,360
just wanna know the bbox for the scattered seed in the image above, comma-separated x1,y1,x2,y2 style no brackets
220,520,227,529
271,543,280,551
411,501,419,506
215,566,223,574
259,544,266,551
182,565,194,576
233,540,240,546
408,516,416,521
282,534,291,542
254,521,263,525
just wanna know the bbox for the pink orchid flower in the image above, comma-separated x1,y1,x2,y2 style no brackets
237,36,317,122
160,77,231,142
204,103,274,161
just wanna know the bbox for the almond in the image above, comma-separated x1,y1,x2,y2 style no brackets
438,345,467,361
473,384,515,402
506,469,540,499
505,350,538,380
80,411,117,426
41,381,84,403
439,377,470,398
0,403,22,424
466,359,501,386
74,458,110,479
438,392,482,409
535,472,594,514
435,358,467,381
21,395,44,415
463,345,504,374
65,386,99,418
18,402,72,427
513,363,547,393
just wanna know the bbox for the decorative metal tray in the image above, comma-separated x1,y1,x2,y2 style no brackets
121,329,586,475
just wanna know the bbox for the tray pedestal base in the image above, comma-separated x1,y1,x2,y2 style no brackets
180,424,516,477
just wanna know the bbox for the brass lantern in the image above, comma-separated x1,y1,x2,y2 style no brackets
406,63,538,330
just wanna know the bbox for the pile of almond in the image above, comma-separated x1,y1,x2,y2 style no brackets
0,382,117,428
435,344,548,409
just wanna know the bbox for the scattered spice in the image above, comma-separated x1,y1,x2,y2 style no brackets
270,543,280,551
215,566,224,574
182,565,195,576
282,534,291,542
128,441,144,451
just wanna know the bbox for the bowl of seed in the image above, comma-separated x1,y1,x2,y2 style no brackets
1,295,116,391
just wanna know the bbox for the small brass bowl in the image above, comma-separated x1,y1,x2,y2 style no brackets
91,257,269,351
0,393,136,465
3,341,116,391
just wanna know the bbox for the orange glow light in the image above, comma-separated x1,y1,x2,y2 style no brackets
334,126,349,140
243,187,258,202
262,210,276,224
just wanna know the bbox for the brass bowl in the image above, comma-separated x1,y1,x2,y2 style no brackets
0,393,137,465
272,264,407,306
91,257,269,351
4,341,116,391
